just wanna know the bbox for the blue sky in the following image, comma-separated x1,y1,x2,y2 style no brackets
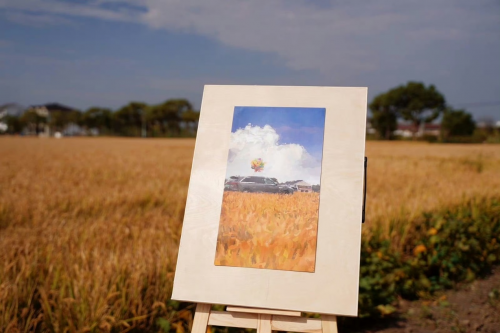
0,1,499,120
232,106,325,160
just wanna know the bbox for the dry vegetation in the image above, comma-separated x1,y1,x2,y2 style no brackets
0,138,193,332
364,142,500,248
215,192,319,272
0,137,499,331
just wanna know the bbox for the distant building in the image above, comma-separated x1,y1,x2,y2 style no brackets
26,103,82,137
477,119,499,130
366,119,376,135
29,103,77,116
394,123,441,138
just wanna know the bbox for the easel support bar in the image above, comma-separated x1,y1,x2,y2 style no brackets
226,306,301,317
192,303,338,333
208,311,258,329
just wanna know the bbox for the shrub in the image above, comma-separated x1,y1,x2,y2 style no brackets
358,198,500,317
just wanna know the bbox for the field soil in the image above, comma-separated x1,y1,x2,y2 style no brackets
348,268,500,333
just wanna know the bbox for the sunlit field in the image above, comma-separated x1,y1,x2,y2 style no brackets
215,192,319,272
365,142,500,248
0,138,192,332
0,137,499,331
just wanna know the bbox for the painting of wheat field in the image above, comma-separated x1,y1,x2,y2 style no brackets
214,106,326,272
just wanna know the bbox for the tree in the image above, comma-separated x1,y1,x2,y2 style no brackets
20,110,47,135
147,103,178,136
370,82,446,139
147,99,195,137
113,102,147,136
394,82,446,137
441,108,475,138
369,91,399,139
49,110,81,132
1,115,24,134
181,109,200,135
82,107,113,134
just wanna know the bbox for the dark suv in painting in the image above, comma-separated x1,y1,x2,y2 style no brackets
225,176,295,194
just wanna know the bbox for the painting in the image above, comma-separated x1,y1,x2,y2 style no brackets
172,85,367,316
214,106,326,272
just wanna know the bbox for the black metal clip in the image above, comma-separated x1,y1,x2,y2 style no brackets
362,157,367,223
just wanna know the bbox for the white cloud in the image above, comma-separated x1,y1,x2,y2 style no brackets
1,0,498,74
226,125,322,185
1,0,499,118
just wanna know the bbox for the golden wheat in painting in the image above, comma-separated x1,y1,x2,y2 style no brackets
214,106,326,272
215,192,320,272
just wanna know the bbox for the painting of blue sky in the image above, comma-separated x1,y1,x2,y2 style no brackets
226,106,326,185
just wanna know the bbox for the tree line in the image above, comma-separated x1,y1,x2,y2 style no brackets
1,99,200,137
369,81,486,141
2,83,497,142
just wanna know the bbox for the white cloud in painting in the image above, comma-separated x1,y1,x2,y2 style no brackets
226,125,322,185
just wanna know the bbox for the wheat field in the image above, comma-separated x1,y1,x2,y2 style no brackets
0,137,499,331
215,192,319,272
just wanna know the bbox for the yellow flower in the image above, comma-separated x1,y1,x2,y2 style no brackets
413,244,427,256
428,227,438,236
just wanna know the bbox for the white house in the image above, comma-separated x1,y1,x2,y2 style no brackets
394,123,441,138
283,180,313,193
295,181,313,192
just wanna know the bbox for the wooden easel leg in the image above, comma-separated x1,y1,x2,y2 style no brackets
257,314,272,333
321,315,338,333
192,303,211,333
192,305,337,333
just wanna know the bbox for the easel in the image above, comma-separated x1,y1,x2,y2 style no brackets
190,158,367,333
192,304,338,333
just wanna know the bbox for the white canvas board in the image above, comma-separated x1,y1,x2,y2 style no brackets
172,85,367,316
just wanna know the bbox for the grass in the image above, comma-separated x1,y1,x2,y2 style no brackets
0,137,499,331
364,142,500,249
0,138,192,332
215,192,319,272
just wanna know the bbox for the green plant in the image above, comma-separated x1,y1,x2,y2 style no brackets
358,198,500,317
